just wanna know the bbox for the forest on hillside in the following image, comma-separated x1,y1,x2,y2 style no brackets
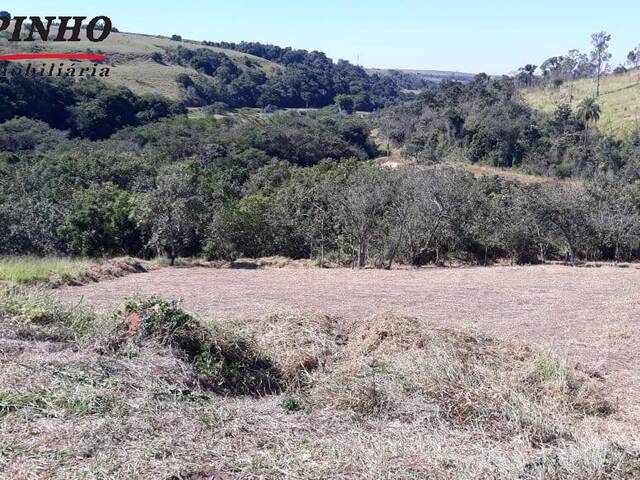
2,33,640,266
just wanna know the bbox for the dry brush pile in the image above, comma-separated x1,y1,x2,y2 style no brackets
0,288,638,479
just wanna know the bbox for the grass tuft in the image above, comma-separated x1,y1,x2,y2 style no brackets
0,286,99,342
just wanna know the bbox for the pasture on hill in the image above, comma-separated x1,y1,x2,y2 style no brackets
524,69,640,138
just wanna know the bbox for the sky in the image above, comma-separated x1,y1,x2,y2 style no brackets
3,0,640,74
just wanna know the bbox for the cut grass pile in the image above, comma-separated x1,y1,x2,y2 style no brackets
0,286,99,343
0,257,92,285
0,290,637,479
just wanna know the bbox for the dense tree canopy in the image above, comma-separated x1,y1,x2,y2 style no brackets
0,73,182,139
171,42,409,110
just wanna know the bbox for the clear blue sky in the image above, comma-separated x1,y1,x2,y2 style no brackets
4,0,640,74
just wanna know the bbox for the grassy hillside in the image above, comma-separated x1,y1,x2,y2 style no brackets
0,22,281,99
523,70,640,137
367,68,475,83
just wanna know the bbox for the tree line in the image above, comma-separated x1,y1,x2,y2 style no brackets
2,106,639,266
159,41,414,111
517,31,640,94
2,39,640,267
0,73,182,139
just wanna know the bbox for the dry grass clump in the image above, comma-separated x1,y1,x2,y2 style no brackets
229,256,318,269
72,257,152,286
0,286,99,342
234,312,343,384
306,313,613,447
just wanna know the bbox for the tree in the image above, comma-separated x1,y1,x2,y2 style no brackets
627,46,640,70
576,97,601,144
542,183,595,263
331,165,390,267
392,169,456,267
587,178,640,261
540,57,563,83
627,46,640,81
59,184,141,256
136,166,206,265
335,94,355,114
590,31,612,97
517,64,538,87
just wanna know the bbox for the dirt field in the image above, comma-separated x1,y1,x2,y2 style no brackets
59,265,640,401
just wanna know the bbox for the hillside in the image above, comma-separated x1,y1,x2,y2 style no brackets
0,22,281,99
523,70,640,137
367,67,475,83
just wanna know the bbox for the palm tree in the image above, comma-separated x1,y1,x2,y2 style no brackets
576,97,601,145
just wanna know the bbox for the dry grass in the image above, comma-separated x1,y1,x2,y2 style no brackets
235,312,342,383
461,162,554,184
1,290,637,479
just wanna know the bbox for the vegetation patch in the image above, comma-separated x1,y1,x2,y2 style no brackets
0,294,636,479
0,257,92,285
0,389,114,418
305,313,613,447
0,256,152,288
111,298,282,395
0,286,98,342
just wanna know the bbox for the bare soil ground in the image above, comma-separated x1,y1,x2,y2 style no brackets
59,265,640,403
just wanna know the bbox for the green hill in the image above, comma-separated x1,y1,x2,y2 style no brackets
0,22,281,99
523,70,640,138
